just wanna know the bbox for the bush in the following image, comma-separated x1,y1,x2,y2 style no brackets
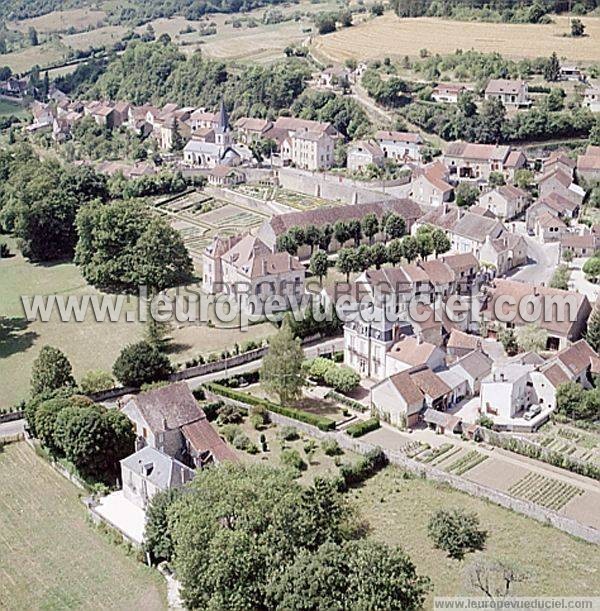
233,432,258,453
323,366,360,393
204,383,336,431
346,417,380,438
0,240,11,258
338,448,388,489
322,439,344,456
281,449,307,473
79,370,114,394
202,400,223,421
216,404,244,425
220,424,242,443
279,425,299,441
427,508,487,560
249,405,269,429
112,341,173,387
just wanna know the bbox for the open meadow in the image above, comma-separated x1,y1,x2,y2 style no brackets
312,14,600,63
0,442,167,609
357,467,600,601
7,8,108,34
0,98,28,118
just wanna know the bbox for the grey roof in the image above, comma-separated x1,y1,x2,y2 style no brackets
121,446,194,489
453,350,493,380
126,382,204,433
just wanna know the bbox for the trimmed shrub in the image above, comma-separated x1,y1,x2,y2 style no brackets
204,383,336,431
279,425,299,441
220,424,242,443
346,417,380,438
281,449,307,473
216,404,244,425
338,448,388,489
202,400,223,422
322,439,344,456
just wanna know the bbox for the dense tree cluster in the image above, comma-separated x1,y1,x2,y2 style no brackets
404,98,595,144
24,387,134,483
79,40,310,119
362,68,410,108
145,464,430,609
112,340,174,387
0,145,109,261
290,90,370,139
75,199,193,292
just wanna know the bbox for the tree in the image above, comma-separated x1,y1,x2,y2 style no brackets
334,221,351,247
385,213,406,240
457,91,477,118
112,341,173,387
304,225,322,255
361,213,379,245
31,346,75,396
268,540,430,611
314,14,337,35
590,119,600,146
456,182,480,207
416,231,433,260
499,327,518,356
79,370,114,394
337,248,356,282
544,52,560,82
386,238,404,265
144,488,185,561
309,250,329,285
260,321,305,404
354,245,372,272
276,233,298,256
170,121,184,152
488,171,505,188
516,324,548,353
28,27,39,46
571,18,585,37
75,200,193,293
556,381,585,420
583,256,600,281
347,219,362,247
319,224,333,251
549,264,570,290
431,228,451,257
467,559,529,600
401,235,418,263
288,226,305,247
562,249,573,264
514,169,534,191
428,508,487,560
370,243,387,269
585,306,600,352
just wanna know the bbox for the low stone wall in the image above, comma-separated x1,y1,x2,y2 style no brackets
277,166,398,205
0,411,24,424
206,385,600,545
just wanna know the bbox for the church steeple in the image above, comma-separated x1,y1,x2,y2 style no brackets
216,99,229,133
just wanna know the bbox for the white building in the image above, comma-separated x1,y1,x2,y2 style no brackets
375,130,423,162
484,79,530,108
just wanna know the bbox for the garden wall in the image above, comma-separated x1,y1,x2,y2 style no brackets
207,385,600,545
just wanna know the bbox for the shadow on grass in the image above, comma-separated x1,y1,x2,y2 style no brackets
0,317,38,358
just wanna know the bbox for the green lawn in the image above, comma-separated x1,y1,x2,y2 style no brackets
0,98,27,118
355,468,600,600
0,442,167,609
0,237,276,409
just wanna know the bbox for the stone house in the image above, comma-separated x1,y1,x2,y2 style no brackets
478,184,530,220
234,117,273,144
203,234,305,314
432,83,469,104
481,278,592,351
444,142,526,186
347,140,384,172
374,130,423,162
583,85,600,113
577,145,600,182
121,446,194,510
560,228,600,258
537,169,585,210
451,349,493,395
370,365,452,428
410,161,453,207
282,126,336,170
532,210,568,243
208,165,245,187
484,79,530,107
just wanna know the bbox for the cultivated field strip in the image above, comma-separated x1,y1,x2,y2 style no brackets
508,472,584,511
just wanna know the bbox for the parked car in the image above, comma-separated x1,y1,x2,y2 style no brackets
524,405,542,420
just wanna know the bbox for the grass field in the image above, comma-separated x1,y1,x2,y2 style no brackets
7,8,108,33
0,98,28,118
357,467,600,600
0,41,68,73
62,25,128,51
313,14,600,63
0,442,166,609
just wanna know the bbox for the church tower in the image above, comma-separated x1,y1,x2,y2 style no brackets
215,99,231,147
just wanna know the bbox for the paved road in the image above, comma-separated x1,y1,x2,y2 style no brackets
509,231,560,286
0,418,25,437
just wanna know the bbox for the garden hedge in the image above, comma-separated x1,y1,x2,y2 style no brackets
203,383,336,432
346,417,380,438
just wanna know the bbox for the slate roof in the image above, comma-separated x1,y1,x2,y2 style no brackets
121,446,194,489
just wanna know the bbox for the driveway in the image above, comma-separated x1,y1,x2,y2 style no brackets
509,233,560,285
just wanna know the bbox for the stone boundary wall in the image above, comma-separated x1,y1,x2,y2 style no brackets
208,386,600,545
0,411,24,423
277,167,399,205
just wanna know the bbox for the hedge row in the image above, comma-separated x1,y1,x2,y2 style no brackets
326,390,367,413
346,417,380,438
338,448,388,489
204,383,336,432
